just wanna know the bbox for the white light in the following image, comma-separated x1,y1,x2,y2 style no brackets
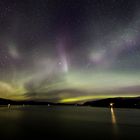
8,104,11,108
110,103,114,107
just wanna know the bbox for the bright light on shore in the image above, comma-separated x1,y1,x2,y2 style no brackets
110,103,114,107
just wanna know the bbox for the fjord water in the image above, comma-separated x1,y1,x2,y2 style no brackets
0,106,140,139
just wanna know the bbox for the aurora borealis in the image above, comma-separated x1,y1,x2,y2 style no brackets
0,0,140,102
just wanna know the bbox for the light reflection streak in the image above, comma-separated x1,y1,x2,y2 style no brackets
110,107,119,138
111,107,116,124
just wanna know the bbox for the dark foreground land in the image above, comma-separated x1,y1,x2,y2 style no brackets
0,106,140,140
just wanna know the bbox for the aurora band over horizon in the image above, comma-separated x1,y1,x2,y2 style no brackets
0,0,140,103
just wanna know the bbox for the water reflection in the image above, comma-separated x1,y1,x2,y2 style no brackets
0,106,24,137
111,107,116,124
110,107,119,139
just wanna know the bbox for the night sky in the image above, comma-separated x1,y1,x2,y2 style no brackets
0,0,140,103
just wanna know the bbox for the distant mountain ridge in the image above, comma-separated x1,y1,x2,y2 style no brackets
0,98,55,105
0,98,75,106
0,98,13,105
0,97,140,108
83,97,140,108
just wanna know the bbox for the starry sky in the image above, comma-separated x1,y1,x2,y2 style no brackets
0,0,140,103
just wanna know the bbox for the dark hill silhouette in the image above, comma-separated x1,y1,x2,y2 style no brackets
0,98,55,105
83,97,140,108
1,97,140,108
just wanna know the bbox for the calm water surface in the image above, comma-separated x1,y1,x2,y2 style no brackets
0,106,140,139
